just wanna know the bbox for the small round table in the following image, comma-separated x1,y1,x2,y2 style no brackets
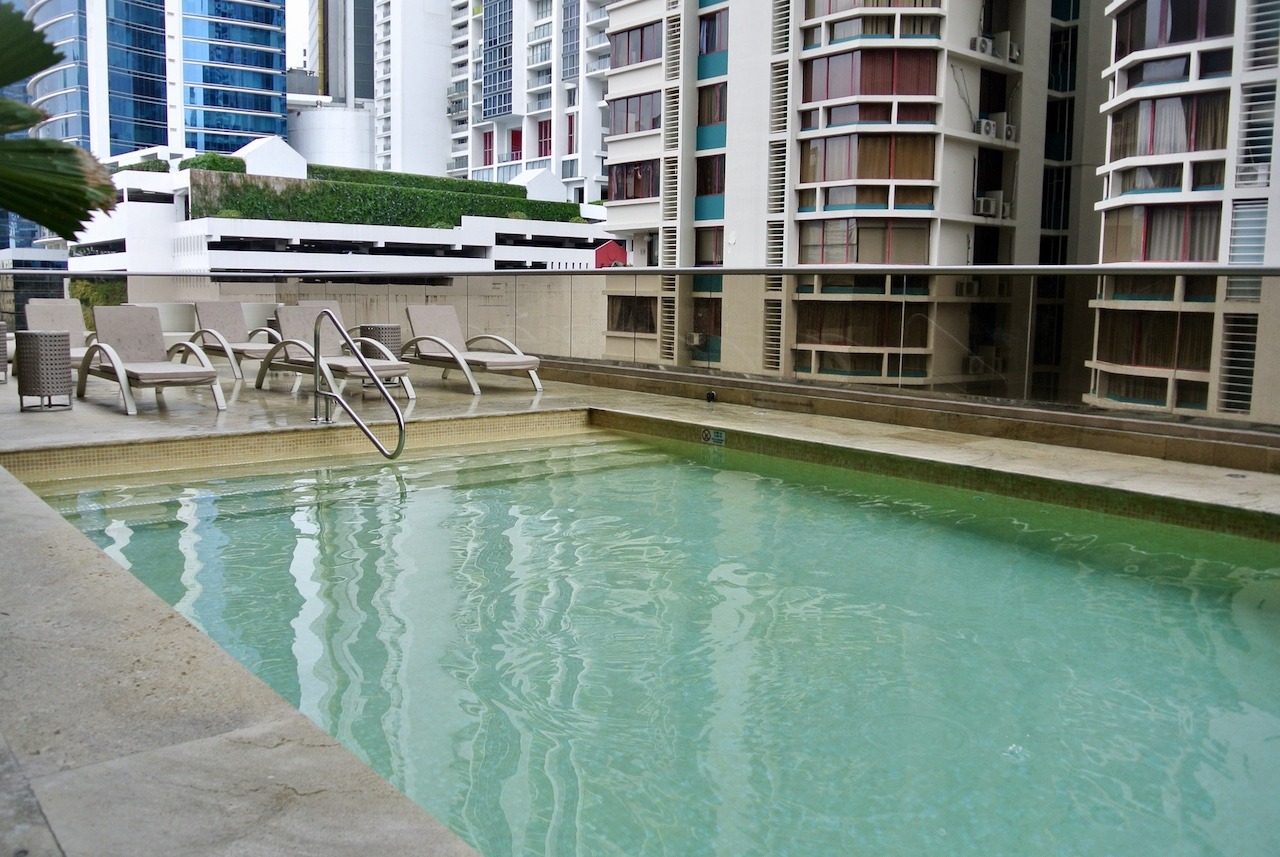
17,329,73,411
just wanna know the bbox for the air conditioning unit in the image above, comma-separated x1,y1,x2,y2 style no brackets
1008,42,1022,63
963,356,985,375
973,196,997,216
1238,163,1272,186
1000,201,1013,219
992,31,1011,60
955,280,980,297
1003,123,1018,142
686,332,707,347
974,118,997,137
971,36,993,54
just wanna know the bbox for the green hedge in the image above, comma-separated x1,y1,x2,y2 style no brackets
307,164,526,200
68,278,126,329
110,159,171,174
178,153,247,173
189,171,581,227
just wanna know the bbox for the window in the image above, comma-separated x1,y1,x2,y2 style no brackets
482,130,494,166
608,91,661,135
607,295,657,334
607,159,660,200
610,22,661,68
798,133,934,183
695,227,724,266
566,113,576,154
698,9,728,55
696,155,726,196
798,218,929,264
1109,92,1229,159
802,48,937,102
1102,204,1221,261
537,119,551,157
1115,0,1236,59
698,83,727,126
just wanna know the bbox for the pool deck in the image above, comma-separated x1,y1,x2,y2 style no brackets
2,364,1278,856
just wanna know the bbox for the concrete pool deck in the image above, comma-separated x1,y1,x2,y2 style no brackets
2,363,1278,856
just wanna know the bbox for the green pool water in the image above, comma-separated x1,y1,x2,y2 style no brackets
41,434,1280,856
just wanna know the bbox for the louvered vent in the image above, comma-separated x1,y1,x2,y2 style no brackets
659,295,677,360
767,140,787,213
1236,84,1275,188
769,63,790,133
771,0,790,55
665,17,681,81
1245,0,1280,69
660,227,678,267
765,221,785,266
1219,314,1259,413
1227,199,1267,301
662,157,679,221
763,298,783,371
663,88,680,151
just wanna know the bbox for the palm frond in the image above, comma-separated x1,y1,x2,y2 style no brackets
0,4,61,87
0,138,117,239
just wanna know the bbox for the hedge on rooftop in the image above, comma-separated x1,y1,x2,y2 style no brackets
307,164,526,200
177,153,246,173
187,170,581,227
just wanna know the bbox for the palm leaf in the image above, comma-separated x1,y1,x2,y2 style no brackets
0,138,116,239
0,3,61,87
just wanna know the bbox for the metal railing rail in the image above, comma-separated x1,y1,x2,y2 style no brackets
310,309,405,460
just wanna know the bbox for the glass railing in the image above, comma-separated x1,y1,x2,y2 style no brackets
40,266,1280,432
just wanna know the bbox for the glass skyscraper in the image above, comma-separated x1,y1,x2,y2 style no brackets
26,0,287,157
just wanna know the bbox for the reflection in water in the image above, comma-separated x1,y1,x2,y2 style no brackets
51,439,1280,857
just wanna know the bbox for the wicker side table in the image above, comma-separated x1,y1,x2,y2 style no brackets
17,330,73,411
359,323,403,360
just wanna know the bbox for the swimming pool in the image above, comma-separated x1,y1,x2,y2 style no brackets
40,434,1280,856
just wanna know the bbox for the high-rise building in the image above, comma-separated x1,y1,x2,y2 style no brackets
449,0,611,202
598,0,1110,390
303,0,453,175
1086,0,1280,423
26,0,288,158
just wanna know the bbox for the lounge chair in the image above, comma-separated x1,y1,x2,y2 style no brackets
402,304,541,395
191,300,280,380
254,303,415,400
24,298,95,364
77,305,226,415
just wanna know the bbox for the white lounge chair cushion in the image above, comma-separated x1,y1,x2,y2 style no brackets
322,355,411,378
120,361,218,385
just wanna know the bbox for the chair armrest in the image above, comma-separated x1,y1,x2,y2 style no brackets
348,336,398,361
248,326,281,343
465,333,526,355
403,334,468,362
167,340,218,370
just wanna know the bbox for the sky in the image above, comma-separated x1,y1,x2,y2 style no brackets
285,0,306,68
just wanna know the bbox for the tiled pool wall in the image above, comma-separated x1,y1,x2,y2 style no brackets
541,363,1280,475
0,409,596,483
589,410,1280,542
3,405,1275,542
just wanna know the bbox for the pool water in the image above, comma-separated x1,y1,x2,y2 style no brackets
42,434,1280,856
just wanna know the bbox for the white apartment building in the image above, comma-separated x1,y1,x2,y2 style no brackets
450,0,612,204
1086,0,1280,424
599,0,1109,398
303,0,454,175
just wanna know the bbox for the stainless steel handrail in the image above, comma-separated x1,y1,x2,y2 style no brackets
310,309,405,460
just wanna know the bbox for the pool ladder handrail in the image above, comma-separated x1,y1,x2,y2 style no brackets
310,309,405,460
